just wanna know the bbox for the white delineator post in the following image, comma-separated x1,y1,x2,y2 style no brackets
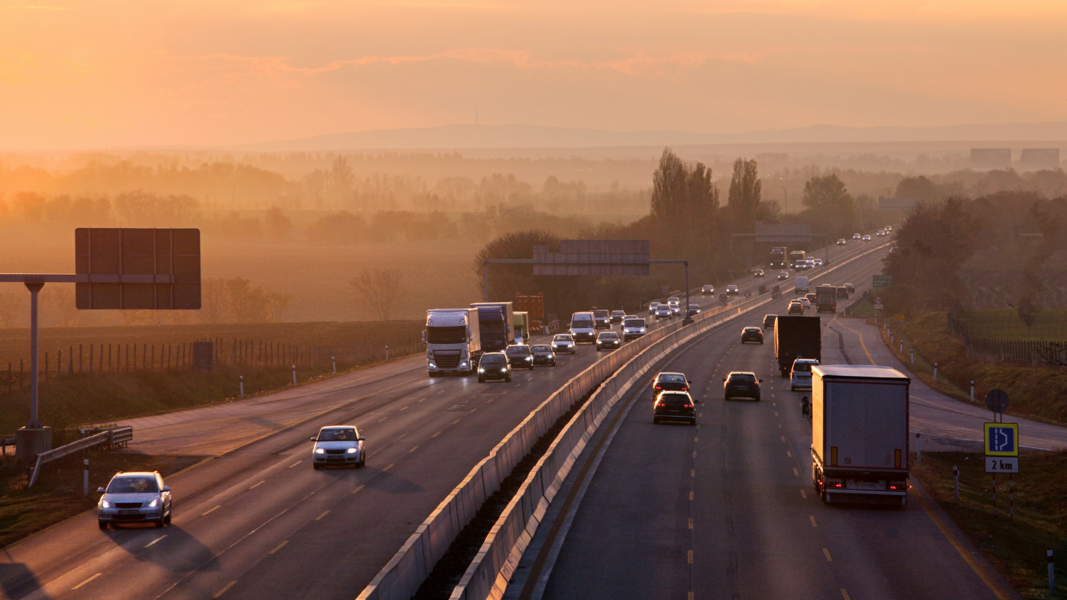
953,466,959,501
915,431,921,463
240,375,244,398
911,350,914,364
292,365,296,385
385,345,389,361
970,381,974,402
332,356,336,375
933,363,938,382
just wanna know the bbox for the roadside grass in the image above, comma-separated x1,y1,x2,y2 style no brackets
847,292,877,319
878,312,1067,428
912,451,1067,599
960,309,1067,341
0,450,200,548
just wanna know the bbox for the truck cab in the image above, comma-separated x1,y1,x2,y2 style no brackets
424,309,480,377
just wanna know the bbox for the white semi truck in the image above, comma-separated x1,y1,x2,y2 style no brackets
810,365,911,506
424,309,482,377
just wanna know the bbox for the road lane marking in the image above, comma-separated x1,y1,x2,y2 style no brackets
688,550,693,564
453,419,461,425
409,446,419,453
689,593,694,600
213,581,238,598
378,417,388,422
781,436,786,441
315,510,329,521
688,518,693,529
800,490,807,499
786,451,792,457
249,480,265,490
418,398,426,402
352,485,365,495
691,469,695,478
72,573,102,590
400,406,409,411
690,491,694,501
202,505,221,516
289,461,302,468
793,468,799,476
772,402,776,406
823,548,833,562
269,540,288,554
470,408,478,413
692,451,696,458
775,412,778,417
841,589,851,600
694,437,698,442
810,515,818,528
778,424,782,429
431,431,442,438
145,535,167,548
383,463,394,471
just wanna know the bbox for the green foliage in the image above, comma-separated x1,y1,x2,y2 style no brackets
728,158,761,230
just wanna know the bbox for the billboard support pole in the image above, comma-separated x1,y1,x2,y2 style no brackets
26,280,43,429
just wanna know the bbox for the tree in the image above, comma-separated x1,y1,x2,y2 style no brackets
199,278,227,324
650,148,718,225
895,176,941,203
351,269,404,321
226,277,272,323
802,173,857,238
728,158,762,230
264,207,294,241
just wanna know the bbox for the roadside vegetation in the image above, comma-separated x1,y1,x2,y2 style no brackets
912,451,1067,599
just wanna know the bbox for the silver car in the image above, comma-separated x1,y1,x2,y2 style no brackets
655,304,672,320
312,425,366,469
551,333,576,354
97,471,172,529
622,317,647,341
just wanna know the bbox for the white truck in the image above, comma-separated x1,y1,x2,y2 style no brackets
810,365,911,506
424,309,481,377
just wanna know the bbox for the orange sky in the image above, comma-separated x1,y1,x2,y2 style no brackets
1,0,1065,149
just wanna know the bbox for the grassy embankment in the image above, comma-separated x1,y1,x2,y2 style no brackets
912,451,1067,599
877,310,1067,427
0,320,424,436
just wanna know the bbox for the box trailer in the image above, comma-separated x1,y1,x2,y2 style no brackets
774,315,821,376
810,365,911,506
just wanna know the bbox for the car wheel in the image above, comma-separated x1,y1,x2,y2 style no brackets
478,376,485,383
98,519,108,530
506,376,512,382
165,510,172,524
313,463,322,470
791,385,796,391
653,417,660,425
755,395,761,402
156,515,166,528
690,419,697,426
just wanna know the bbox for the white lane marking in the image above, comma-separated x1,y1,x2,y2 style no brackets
72,573,102,590
145,535,168,548
800,489,807,499
315,510,329,521
289,461,302,468
202,505,221,516
431,431,442,438
269,540,288,554
213,580,238,598
823,548,833,562
810,515,818,528
249,480,265,490
409,446,419,453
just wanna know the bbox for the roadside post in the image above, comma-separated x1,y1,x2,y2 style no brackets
1050,550,1055,595
240,376,244,398
970,381,975,403
385,345,389,361
910,349,914,364
953,466,959,501
83,458,89,497
292,365,297,386
933,363,938,382
984,389,1017,517
332,356,337,375
915,431,921,463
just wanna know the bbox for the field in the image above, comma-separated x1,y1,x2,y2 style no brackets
912,451,1067,599
960,309,1067,340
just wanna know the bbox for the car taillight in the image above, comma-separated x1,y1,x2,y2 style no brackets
681,386,688,392
834,483,842,488
683,403,693,408
655,386,662,391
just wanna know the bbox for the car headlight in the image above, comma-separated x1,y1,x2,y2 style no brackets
100,500,110,508
147,498,160,508
315,448,325,454
525,356,533,361
428,361,437,369
500,368,508,372
478,367,485,373
347,447,359,454
460,360,468,367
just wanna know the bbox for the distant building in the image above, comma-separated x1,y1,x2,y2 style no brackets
878,197,918,211
1019,148,1060,170
970,148,1012,170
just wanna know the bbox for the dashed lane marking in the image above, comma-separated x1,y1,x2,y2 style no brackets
692,451,696,459
688,550,693,564
289,461,302,468
72,573,102,590
202,505,221,516
145,535,167,548
249,480,265,490
400,406,409,411
775,412,779,416
781,436,786,442
800,490,807,499
383,463,394,471
823,548,833,562
810,515,818,528
793,468,799,476
470,408,478,413
431,431,442,438
409,446,419,453
786,451,792,457
269,540,288,554
351,485,365,495
688,518,693,529
694,437,698,442
691,469,695,478
213,581,238,598
842,589,851,600
452,419,461,425
315,510,329,521
690,491,694,501
378,417,388,423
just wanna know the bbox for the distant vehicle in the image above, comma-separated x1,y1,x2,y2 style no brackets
811,365,911,505
513,311,529,344
853,233,862,240
777,272,789,281
596,331,621,351
569,311,596,343
701,285,715,295
623,317,647,341
753,269,765,278
816,285,836,313
470,302,514,352
763,314,777,329
876,231,885,237
648,301,661,316
862,235,872,242
723,372,762,401
844,283,855,294
530,344,557,367
610,310,625,323
774,315,822,377
770,247,787,268
505,344,534,369
477,352,511,382
886,225,892,231
653,391,697,425
788,302,804,315
97,471,172,529
794,276,809,294
311,425,366,470
740,327,764,344
812,258,823,267
791,357,819,391
653,372,691,395
593,309,611,329
668,296,681,315
688,304,701,316
800,298,811,310
726,285,739,295
836,239,846,246
424,308,480,377
655,304,672,320
552,333,576,354
836,286,849,299
788,250,807,269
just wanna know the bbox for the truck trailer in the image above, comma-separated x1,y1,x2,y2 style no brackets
774,315,821,376
424,309,482,377
514,312,529,344
815,284,837,313
810,365,911,506
469,302,515,352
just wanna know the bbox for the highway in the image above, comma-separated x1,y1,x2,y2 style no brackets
0,240,884,600
520,245,1042,600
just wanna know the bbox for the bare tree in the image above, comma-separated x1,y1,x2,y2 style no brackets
351,269,404,321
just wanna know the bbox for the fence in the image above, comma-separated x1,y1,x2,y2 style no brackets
0,332,424,396
946,312,1067,367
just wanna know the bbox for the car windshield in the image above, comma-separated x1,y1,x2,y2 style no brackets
729,374,757,383
658,374,686,384
624,319,645,327
554,335,572,341
318,428,357,441
744,328,760,333
594,310,609,318
668,297,679,302
611,311,624,316
506,346,531,356
107,477,159,494
793,361,816,372
599,333,618,340
657,306,669,312
426,326,466,344
482,355,505,365
531,345,551,352
571,315,594,328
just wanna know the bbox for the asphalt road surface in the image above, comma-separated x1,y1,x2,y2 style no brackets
0,240,886,600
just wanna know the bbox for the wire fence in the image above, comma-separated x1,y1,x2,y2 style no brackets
946,311,1067,367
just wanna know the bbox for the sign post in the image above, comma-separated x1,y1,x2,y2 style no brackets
984,414,1019,518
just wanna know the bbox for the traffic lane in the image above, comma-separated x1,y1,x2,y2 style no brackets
1,343,609,600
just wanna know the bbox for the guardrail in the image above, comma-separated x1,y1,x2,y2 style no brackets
28,426,133,488
356,241,890,600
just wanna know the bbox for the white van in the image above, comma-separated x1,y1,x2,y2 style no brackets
569,311,596,343
794,276,809,294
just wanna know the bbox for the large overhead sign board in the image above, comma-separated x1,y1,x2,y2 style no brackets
75,228,201,310
532,240,650,276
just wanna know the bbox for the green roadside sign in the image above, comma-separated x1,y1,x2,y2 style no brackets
873,275,893,289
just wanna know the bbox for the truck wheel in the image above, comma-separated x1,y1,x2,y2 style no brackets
98,520,108,530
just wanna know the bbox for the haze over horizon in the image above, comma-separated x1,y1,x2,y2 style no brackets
2,0,1066,151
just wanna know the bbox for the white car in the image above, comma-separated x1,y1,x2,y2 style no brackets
668,296,681,315
853,233,862,240
655,304,672,320
97,471,172,529
862,235,872,242
648,301,661,316
551,333,576,354
701,285,714,295
622,317,647,341
311,425,366,469
812,258,823,267
791,358,820,391
726,285,739,295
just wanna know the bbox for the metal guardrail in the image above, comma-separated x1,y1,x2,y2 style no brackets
28,426,133,488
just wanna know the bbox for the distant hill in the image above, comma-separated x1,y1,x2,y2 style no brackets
239,122,1067,151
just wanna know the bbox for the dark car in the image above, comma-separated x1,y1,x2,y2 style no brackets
653,391,697,425
844,283,855,294
505,344,534,370
740,327,764,344
530,344,556,366
805,293,817,305
788,301,804,315
688,304,701,316
596,331,621,351
723,371,762,401
762,314,777,329
653,372,690,395
593,309,611,329
777,272,789,281
836,286,849,299
478,352,511,382
610,310,625,323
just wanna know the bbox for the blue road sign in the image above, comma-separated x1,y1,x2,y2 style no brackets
984,423,1019,457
